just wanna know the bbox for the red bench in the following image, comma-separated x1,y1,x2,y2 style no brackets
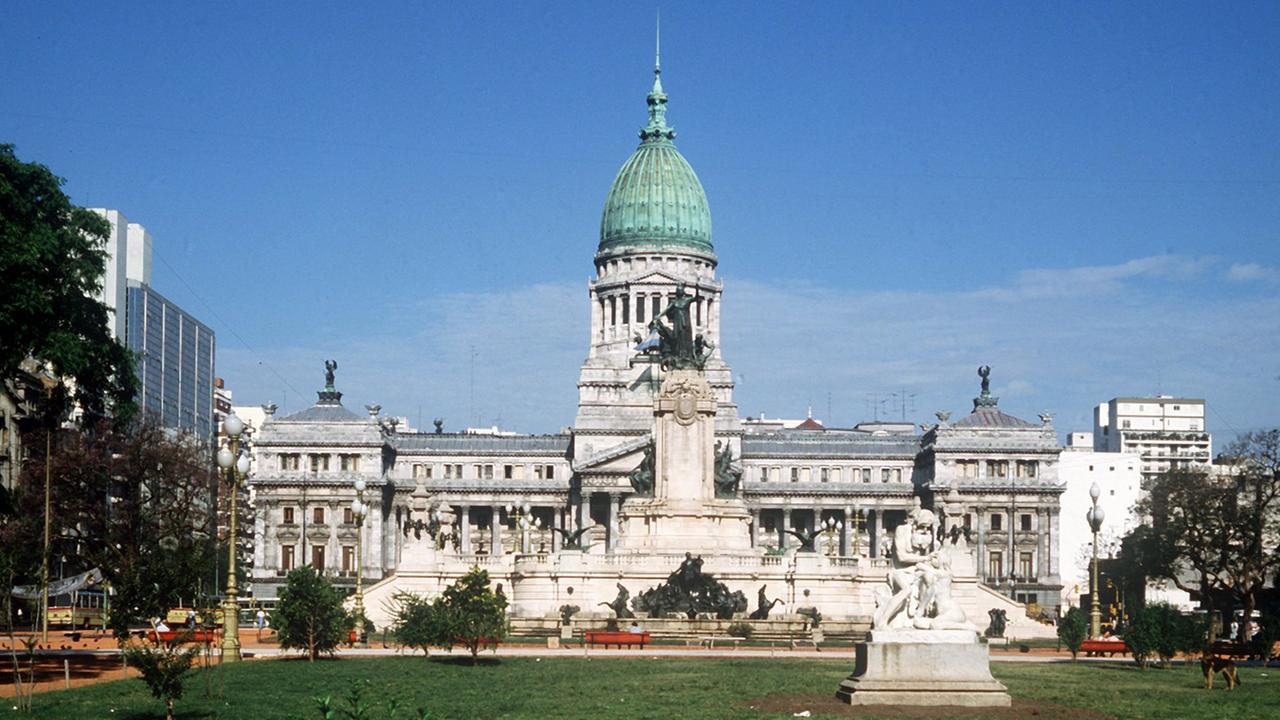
584,631,650,649
1080,640,1128,657
147,629,218,644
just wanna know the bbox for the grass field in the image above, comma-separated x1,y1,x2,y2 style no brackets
12,656,1280,720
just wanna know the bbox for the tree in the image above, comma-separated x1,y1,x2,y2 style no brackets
0,422,216,639
391,592,440,656
275,566,351,661
1057,607,1087,662
0,144,137,426
122,636,201,720
1127,430,1280,639
1121,603,1203,669
432,567,507,664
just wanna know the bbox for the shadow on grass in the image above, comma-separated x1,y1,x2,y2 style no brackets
427,655,503,667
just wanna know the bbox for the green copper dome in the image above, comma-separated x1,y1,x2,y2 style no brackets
598,63,712,256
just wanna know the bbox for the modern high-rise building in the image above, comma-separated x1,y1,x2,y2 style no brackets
91,209,215,439
124,281,216,439
1092,396,1212,481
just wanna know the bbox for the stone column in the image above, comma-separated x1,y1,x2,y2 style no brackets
550,506,560,552
840,507,851,556
1048,506,1060,577
749,508,759,548
578,491,591,531
869,509,881,559
608,493,622,552
780,508,791,549
490,505,503,555
1008,503,1017,586
975,505,986,581
459,504,471,554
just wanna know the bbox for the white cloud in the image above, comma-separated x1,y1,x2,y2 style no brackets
1226,262,1273,282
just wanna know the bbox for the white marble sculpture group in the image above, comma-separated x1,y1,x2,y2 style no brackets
872,503,975,633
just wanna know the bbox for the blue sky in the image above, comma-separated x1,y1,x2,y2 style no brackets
3,1,1278,440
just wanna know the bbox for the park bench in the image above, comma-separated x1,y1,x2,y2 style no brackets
1080,639,1129,657
1209,641,1251,659
584,631,650,649
147,629,218,644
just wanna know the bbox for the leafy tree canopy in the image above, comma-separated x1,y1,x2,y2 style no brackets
0,144,136,425
1125,429,1280,633
433,567,507,663
275,566,351,661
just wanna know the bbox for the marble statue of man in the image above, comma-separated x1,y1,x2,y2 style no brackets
873,509,944,629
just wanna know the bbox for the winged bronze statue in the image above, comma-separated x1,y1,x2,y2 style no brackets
784,527,824,552
551,524,598,550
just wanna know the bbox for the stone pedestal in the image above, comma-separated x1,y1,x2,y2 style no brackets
836,630,1011,707
617,370,754,556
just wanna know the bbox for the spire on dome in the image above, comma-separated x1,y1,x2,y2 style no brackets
640,13,675,144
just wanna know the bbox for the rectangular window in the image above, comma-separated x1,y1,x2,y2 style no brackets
339,454,360,471
444,464,455,479
881,468,891,483
790,468,799,483
342,546,355,573
282,545,295,571
1020,514,1032,532
534,465,544,480
990,513,1003,531
963,513,972,530
280,454,300,471
651,296,660,320
283,507,295,524
862,468,872,483
1019,552,1034,579
413,463,433,479
820,468,829,483
621,296,630,325
956,460,978,478
454,464,462,478
473,464,482,479
759,467,768,483
892,468,902,483
344,508,355,525
309,454,329,473
800,467,811,483
986,460,1008,478
1122,420,1131,429
311,545,325,570
483,464,494,480
545,465,555,480
989,551,1003,580
504,464,514,480
313,507,325,525
636,296,646,324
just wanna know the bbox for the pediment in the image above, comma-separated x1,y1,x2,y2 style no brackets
573,434,651,474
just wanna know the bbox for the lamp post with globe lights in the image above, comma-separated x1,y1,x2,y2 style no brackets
1087,481,1106,639
820,517,844,556
215,412,251,662
350,478,369,644
505,502,538,553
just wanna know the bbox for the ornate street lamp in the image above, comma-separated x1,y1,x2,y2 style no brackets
350,478,369,645
1086,481,1106,639
215,412,251,663
820,517,844,556
845,505,865,557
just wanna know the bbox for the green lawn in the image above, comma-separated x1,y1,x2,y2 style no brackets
12,657,1280,720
